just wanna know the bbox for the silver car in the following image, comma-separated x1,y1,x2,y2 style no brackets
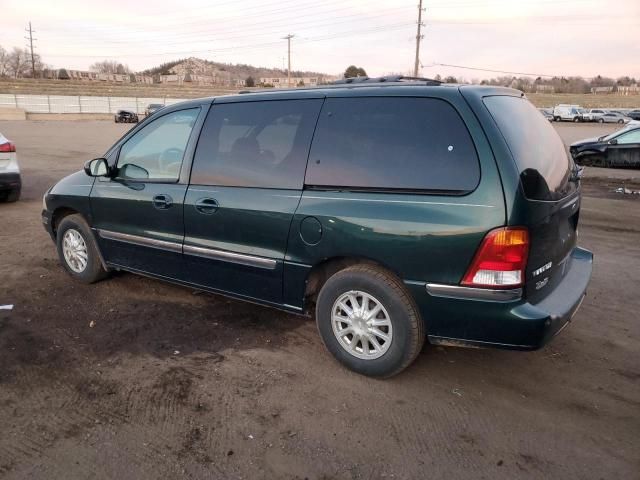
582,109,606,122
598,112,631,124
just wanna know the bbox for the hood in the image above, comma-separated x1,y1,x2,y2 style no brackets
570,137,601,147
50,170,95,196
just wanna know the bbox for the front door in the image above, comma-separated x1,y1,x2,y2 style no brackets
606,128,640,167
183,98,323,304
91,107,202,278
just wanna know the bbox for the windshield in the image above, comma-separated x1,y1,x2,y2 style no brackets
484,95,576,201
601,126,639,142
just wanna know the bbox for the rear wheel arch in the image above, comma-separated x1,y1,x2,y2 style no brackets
303,256,406,308
314,262,425,377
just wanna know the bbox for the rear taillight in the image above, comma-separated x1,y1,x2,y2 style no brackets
0,142,16,153
462,227,529,288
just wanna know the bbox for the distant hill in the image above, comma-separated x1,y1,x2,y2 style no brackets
140,57,333,81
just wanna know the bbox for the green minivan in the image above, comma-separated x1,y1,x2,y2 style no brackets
42,77,593,377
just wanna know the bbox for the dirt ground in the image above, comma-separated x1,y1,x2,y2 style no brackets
0,120,638,480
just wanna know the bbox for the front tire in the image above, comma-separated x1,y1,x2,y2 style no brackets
315,265,425,378
56,214,108,284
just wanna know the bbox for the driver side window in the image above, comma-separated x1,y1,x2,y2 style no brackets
117,108,200,181
616,129,640,144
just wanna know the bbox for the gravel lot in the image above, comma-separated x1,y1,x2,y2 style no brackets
0,120,638,479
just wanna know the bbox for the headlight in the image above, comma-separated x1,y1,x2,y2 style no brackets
42,186,52,211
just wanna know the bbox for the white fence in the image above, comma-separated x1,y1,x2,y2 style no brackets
0,94,189,115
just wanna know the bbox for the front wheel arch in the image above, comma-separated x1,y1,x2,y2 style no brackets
52,207,81,237
51,208,109,271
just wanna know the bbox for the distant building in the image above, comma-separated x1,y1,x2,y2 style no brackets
591,86,615,94
618,84,639,95
34,57,335,88
259,77,320,87
535,84,555,93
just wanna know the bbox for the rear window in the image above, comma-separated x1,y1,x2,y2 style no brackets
484,95,575,201
305,97,480,192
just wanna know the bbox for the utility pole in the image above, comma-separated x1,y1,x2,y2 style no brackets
413,0,425,77
283,34,294,87
25,22,37,78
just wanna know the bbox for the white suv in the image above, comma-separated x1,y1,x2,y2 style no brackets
582,109,606,122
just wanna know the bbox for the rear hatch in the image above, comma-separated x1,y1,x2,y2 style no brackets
483,95,581,302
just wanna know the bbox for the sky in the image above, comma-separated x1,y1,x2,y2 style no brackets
1,0,639,79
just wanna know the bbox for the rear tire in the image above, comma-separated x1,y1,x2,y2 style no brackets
315,264,425,378
618,119,624,124
598,118,605,124
56,214,108,284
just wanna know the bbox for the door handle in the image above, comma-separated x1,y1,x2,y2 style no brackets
195,197,219,214
152,194,173,210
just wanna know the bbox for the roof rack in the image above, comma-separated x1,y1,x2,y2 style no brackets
331,75,442,86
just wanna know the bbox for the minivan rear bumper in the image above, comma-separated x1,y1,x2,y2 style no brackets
411,246,593,350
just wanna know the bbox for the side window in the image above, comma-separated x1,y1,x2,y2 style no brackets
616,130,640,144
117,108,200,180
305,97,480,192
191,99,323,189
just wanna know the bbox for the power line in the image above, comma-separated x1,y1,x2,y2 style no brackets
431,62,599,80
40,4,413,47
42,5,414,48
40,21,414,60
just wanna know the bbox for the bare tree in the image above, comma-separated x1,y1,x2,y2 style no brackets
7,47,30,78
90,60,130,74
0,45,9,77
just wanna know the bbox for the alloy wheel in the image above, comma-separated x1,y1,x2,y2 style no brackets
62,228,88,273
331,290,393,360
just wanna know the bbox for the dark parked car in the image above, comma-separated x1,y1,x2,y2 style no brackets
570,126,640,168
114,110,139,123
145,103,164,117
538,108,553,121
42,77,593,377
626,110,640,120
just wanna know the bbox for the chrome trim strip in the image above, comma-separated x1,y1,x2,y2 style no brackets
426,283,522,302
428,335,531,349
302,196,494,208
183,245,277,270
283,303,303,311
97,229,182,253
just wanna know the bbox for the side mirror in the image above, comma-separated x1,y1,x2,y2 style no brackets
84,158,110,177
118,163,149,179
608,139,618,145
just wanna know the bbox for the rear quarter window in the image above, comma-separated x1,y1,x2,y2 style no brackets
305,97,480,193
483,95,575,201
